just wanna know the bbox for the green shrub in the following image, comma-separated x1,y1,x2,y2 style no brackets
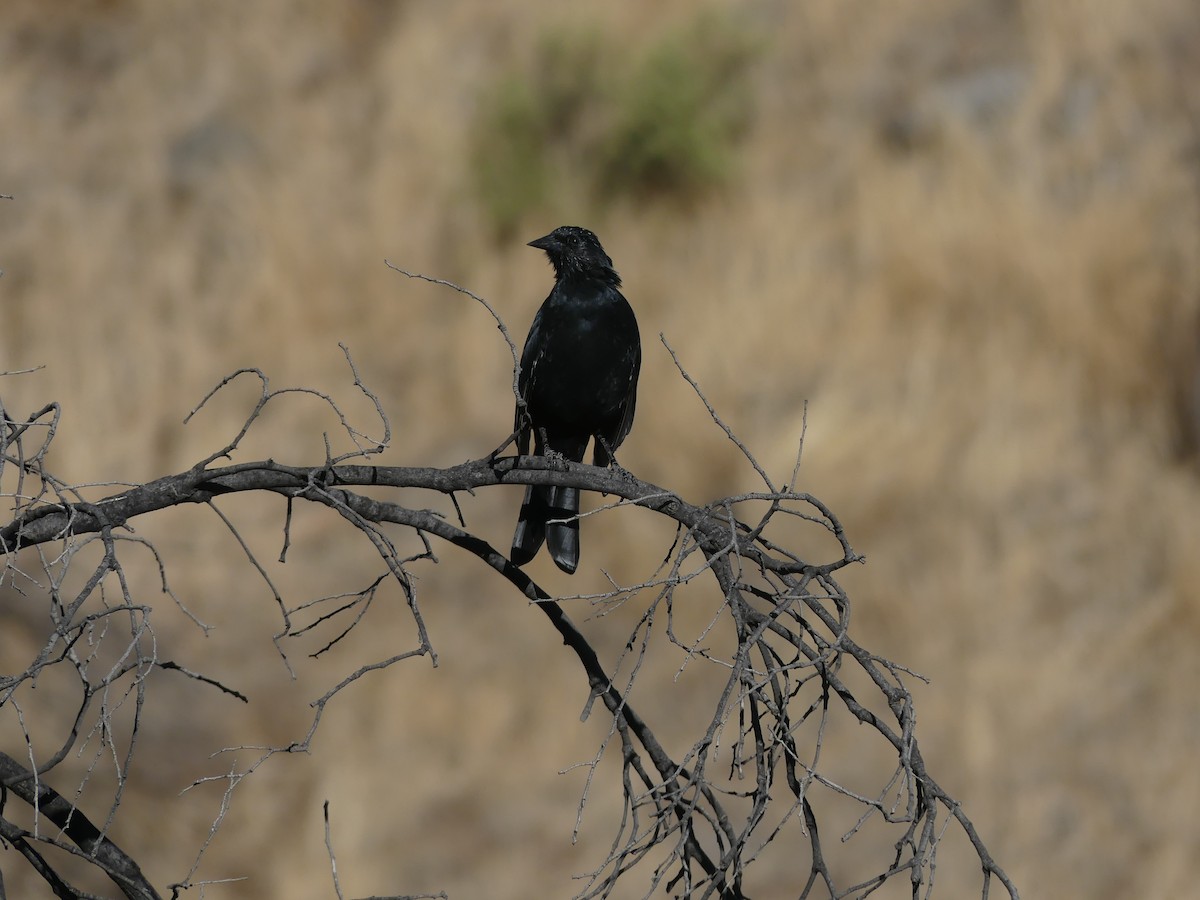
469,28,608,237
470,14,759,236
471,78,553,238
598,15,757,198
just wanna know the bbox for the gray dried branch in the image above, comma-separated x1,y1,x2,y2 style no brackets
1,295,1017,899
2,446,1016,899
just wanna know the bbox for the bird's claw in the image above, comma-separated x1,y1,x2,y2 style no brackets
544,448,569,470
610,461,636,482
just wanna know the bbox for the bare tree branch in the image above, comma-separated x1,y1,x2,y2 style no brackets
1,287,1018,898
0,753,161,900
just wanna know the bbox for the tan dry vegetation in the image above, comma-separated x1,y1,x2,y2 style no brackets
3,0,1200,897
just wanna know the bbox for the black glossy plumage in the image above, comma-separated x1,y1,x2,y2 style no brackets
510,226,641,574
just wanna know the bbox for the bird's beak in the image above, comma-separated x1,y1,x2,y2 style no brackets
527,233,557,252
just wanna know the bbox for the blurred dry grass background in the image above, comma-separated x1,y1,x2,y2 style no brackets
3,0,1200,897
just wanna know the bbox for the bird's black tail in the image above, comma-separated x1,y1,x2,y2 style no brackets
511,483,580,574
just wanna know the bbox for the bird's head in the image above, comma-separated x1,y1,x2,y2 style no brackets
528,226,620,284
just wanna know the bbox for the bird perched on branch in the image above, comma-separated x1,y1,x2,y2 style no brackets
510,226,642,574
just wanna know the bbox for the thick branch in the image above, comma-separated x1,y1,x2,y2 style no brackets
1,456,846,576
0,752,162,900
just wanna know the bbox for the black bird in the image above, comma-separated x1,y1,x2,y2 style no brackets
510,226,641,574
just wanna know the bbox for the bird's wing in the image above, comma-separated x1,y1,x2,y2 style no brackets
595,330,641,467
612,340,641,447
514,305,546,454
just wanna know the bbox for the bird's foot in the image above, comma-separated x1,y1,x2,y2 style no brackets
543,448,570,471
598,460,637,497
609,460,636,482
